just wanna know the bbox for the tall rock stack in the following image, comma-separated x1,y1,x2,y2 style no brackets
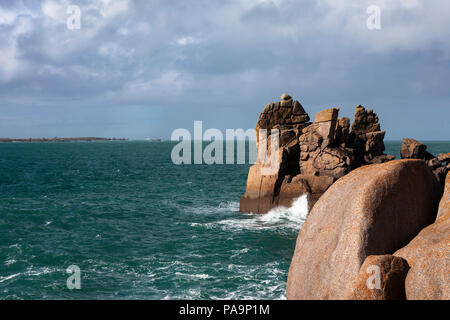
240,94,310,214
240,94,395,213
350,106,392,165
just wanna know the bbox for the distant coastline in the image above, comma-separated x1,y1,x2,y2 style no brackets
0,137,128,143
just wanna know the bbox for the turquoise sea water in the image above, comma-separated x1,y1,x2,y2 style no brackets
0,141,449,300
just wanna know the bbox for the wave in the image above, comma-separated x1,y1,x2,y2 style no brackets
0,266,57,284
256,194,309,227
191,195,309,232
160,260,288,300
184,201,240,216
0,273,20,283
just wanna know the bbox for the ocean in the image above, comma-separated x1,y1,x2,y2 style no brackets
0,141,448,300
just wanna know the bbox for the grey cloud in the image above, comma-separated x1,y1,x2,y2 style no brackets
0,0,449,139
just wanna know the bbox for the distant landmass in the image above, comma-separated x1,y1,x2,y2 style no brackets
0,137,128,143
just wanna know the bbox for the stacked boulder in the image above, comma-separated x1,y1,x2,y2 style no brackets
240,94,395,213
299,107,352,179
400,138,450,186
350,106,395,165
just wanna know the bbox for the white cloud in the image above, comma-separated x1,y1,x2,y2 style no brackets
115,70,188,103
0,15,34,82
316,0,450,53
175,36,202,46
99,0,129,18
0,7,18,25
41,0,71,23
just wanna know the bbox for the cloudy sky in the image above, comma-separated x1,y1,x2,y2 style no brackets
0,0,449,140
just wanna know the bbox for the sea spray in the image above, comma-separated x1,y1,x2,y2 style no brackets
260,194,310,227
205,194,310,232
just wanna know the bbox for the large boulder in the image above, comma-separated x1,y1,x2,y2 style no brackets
400,138,427,159
394,172,450,300
438,152,450,163
400,139,449,187
256,93,310,136
437,172,450,220
345,255,410,300
286,159,442,300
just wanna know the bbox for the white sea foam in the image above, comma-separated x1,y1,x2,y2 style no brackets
188,201,240,216
4,259,17,266
0,273,20,283
193,195,310,232
0,266,56,284
257,194,309,226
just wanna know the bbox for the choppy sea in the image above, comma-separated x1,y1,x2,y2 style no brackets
0,141,448,299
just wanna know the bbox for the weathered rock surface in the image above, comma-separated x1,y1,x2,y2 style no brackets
286,160,442,300
394,172,450,300
350,106,381,135
256,94,310,134
438,152,450,163
240,95,395,214
349,105,388,165
400,138,427,159
298,107,353,179
401,138,450,186
345,255,410,300
278,174,334,210
240,94,311,213
437,172,450,220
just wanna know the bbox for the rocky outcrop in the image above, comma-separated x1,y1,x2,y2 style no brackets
286,160,442,300
256,94,310,134
400,138,427,159
240,95,395,213
401,138,449,186
299,108,352,179
439,152,450,163
240,94,310,214
350,106,389,165
345,255,410,300
278,174,334,210
394,172,450,300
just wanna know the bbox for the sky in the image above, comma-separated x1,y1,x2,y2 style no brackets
0,0,449,140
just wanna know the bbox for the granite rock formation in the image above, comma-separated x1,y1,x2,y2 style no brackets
286,160,442,300
240,95,394,213
401,138,450,186
240,94,311,213
401,138,427,159
394,172,450,300
345,255,410,300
